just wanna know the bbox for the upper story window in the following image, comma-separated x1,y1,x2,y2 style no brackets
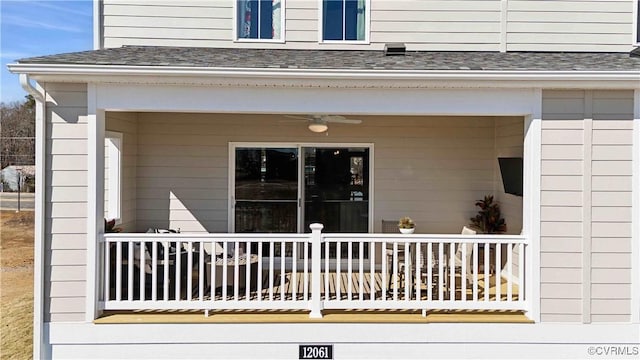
322,0,368,42
635,0,640,44
236,0,283,41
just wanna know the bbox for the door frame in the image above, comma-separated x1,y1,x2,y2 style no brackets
228,142,375,234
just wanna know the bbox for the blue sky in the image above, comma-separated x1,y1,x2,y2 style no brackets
1,0,93,103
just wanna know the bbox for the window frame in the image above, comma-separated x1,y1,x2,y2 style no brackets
228,142,374,234
634,0,640,46
234,0,286,43
105,131,122,224
318,0,371,44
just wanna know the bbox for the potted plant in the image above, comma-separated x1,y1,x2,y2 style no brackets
105,218,122,233
470,195,506,234
398,216,415,234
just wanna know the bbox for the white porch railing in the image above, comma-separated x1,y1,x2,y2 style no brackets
100,224,529,317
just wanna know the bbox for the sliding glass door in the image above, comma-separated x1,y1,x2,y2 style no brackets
234,147,298,233
303,147,369,233
232,144,370,234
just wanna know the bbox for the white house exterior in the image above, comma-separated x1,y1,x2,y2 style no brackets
8,0,640,358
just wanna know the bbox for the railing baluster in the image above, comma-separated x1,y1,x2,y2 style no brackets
495,242,501,302
415,241,420,301
438,242,443,301
175,240,181,300
139,240,145,301
280,241,285,301
484,243,489,302
127,241,133,301
163,240,169,301
427,242,432,301
359,241,364,301
381,240,387,300
186,242,193,301
507,242,513,302
222,242,228,300
151,241,158,301
336,241,341,300
292,241,297,301
246,240,251,301
393,242,398,301
404,241,409,298
461,241,467,301
268,242,274,301
347,240,353,301
211,239,216,303
449,241,454,301
115,241,122,301
472,242,478,301
235,242,240,301
257,241,263,301
105,239,111,301
369,241,375,301
199,240,205,301
324,241,329,300
303,240,308,301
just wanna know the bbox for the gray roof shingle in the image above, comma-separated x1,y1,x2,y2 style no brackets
15,46,640,71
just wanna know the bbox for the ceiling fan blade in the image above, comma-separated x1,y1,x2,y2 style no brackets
328,118,362,124
284,115,311,121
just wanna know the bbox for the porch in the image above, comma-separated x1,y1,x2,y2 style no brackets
101,228,530,318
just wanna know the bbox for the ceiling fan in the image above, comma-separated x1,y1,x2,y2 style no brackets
284,114,362,133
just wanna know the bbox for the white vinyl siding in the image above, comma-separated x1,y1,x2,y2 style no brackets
507,0,635,52
44,83,88,322
102,0,635,51
540,90,634,323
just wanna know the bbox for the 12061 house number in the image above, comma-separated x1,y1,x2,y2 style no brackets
299,345,333,359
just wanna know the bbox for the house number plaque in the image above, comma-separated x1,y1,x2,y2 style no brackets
299,345,333,359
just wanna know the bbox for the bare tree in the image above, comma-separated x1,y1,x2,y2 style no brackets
0,95,35,169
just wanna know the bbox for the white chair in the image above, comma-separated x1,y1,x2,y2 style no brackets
454,226,476,283
382,220,413,293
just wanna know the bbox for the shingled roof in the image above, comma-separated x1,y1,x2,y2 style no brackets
16,46,640,72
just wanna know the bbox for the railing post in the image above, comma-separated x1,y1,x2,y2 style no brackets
309,223,324,318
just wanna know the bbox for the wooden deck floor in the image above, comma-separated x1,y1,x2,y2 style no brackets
96,309,532,324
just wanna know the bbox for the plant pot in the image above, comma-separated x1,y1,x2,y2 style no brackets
399,228,414,234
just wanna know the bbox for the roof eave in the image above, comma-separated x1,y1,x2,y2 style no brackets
8,63,640,89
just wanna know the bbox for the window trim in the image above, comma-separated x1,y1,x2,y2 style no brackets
318,0,371,44
233,0,286,43
105,131,122,224
634,0,640,46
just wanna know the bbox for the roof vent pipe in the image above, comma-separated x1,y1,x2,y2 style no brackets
384,43,406,56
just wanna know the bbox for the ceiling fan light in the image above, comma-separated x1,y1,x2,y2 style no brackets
308,122,328,133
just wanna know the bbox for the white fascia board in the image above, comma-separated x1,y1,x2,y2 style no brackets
7,63,640,89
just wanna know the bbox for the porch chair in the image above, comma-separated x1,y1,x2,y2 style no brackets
382,219,414,293
442,226,476,296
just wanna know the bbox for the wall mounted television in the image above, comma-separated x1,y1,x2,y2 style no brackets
498,157,523,197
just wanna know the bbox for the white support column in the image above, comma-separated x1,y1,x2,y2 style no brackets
33,86,46,360
632,89,640,324
523,88,542,322
309,223,324,318
86,84,105,321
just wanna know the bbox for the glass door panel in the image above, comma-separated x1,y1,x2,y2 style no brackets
303,147,369,233
234,148,298,233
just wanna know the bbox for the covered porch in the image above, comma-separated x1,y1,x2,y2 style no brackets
98,110,530,318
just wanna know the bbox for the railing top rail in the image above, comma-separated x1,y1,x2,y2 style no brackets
102,233,311,242
322,233,528,244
